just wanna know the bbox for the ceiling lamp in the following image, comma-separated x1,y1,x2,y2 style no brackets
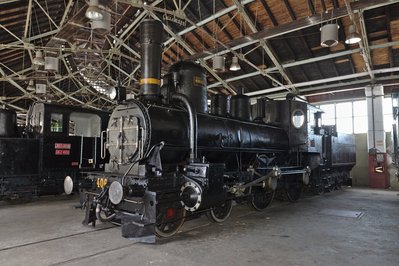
212,55,225,72
32,50,45,66
45,53,59,72
320,23,339,47
229,56,241,71
345,24,361,44
91,8,111,33
27,80,35,91
35,83,46,94
85,0,103,21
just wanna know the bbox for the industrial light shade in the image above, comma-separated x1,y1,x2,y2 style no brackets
320,23,339,47
229,56,241,71
27,80,35,91
345,24,361,44
44,54,59,72
85,0,103,21
212,55,225,72
32,50,45,66
35,83,46,94
91,9,111,33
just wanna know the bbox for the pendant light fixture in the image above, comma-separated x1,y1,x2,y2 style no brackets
229,56,241,71
27,80,35,91
32,50,45,66
345,24,361,44
320,23,339,47
212,55,225,72
85,0,103,21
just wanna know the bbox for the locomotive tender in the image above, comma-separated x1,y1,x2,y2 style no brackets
73,19,356,243
0,103,109,200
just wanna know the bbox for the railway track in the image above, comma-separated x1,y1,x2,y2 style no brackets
0,226,116,252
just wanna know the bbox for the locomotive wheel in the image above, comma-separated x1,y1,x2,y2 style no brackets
326,182,334,192
314,179,324,195
155,205,186,238
248,187,275,211
206,200,233,223
315,184,324,195
285,184,302,202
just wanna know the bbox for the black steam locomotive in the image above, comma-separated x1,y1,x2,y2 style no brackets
0,102,109,200
72,20,356,243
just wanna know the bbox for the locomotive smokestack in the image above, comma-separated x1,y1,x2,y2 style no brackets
139,19,163,100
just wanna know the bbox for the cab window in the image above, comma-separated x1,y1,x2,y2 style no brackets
50,113,63,133
69,112,101,137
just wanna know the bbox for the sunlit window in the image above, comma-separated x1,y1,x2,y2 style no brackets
353,100,367,134
317,97,394,134
336,102,353,134
383,97,393,132
320,104,335,125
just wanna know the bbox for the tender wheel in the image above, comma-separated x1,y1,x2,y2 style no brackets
285,184,302,202
248,187,275,211
206,200,233,223
155,205,186,238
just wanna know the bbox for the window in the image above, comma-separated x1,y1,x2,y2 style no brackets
69,112,101,137
292,109,305,128
50,113,63,132
336,102,353,134
319,104,335,125
317,97,393,134
383,97,393,132
353,100,367,134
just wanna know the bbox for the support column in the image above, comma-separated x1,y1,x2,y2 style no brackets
365,85,388,188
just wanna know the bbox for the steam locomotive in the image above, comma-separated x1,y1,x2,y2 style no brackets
0,102,109,200
70,20,356,243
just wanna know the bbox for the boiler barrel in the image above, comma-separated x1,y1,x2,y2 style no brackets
0,109,17,137
147,106,289,163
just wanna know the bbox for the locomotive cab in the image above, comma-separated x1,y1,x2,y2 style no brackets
32,103,109,195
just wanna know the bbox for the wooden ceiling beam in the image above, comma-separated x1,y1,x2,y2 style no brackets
283,0,296,21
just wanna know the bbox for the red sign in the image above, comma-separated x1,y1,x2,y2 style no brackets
71,162,79,166
55,149,70,155
55,143,71,149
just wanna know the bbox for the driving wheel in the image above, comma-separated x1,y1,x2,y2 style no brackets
155,204,186,238
207,200,233,223
248,187,275,211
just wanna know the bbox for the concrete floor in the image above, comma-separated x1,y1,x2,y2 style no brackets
0,188,398,266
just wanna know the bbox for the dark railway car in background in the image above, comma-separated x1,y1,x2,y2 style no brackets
0,103,109,200
68,20,356,243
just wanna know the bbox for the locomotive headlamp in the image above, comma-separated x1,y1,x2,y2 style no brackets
109,86,126,102
109,87,117,100
64,176,73,195
109,181,124,205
